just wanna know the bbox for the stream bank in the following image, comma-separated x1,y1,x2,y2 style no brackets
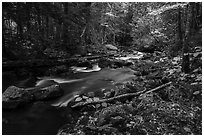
2,49,202,135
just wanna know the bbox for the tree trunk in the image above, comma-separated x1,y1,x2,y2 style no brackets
26,3,31,36
36,3,41,33
46,16,49,39
2,13,7,58
17,3,23,39
56,23,62,42
178,6,183,50
2,33,8,58
63,3,69,48
196,2,202,26
83,2,92,45
182,3,192,73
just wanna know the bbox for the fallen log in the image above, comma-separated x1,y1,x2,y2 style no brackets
71,82,172,108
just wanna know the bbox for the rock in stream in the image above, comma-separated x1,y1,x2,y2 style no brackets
2,86,34,109
3,84,64,109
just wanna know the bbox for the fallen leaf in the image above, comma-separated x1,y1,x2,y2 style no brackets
93,97,100,102
193,52,201,58
193,68,199,73
82,96,88,99
102,102,108,107
130,121,135,124
86,98,93,103
96,104,101,108
126,123,131,127
191,82,199,85
183,127,191,132
75,97,82,102
193,91,200,95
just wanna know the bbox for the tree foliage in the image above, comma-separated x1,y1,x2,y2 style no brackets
2,2,202,62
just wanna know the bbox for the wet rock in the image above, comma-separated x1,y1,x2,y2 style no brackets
105,44,118,50
2,86,34,109
32,84,64,100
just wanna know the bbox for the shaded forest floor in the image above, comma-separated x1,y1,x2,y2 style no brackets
56,39,202,134
58,55,201,135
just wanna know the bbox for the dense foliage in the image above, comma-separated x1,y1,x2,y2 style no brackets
2,2,201,59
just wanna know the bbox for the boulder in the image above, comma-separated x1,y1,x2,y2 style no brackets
32,84,64,100
2,84,64,109
2,86,34,109
136,35,158,53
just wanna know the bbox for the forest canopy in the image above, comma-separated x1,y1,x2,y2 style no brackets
3,2,201,60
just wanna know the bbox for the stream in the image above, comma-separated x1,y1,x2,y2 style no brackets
2,67,136,135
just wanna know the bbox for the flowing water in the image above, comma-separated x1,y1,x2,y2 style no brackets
2,67,136,135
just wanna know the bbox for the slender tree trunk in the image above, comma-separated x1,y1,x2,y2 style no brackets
17,3,23,39
83,2,92,44
2,11,7,58
2,30,8,58
178,6,183,50
196,2,202,26
182,3,192,73
63,3,68,48
46,16,49,39
190,3,198,32
26,3,31,36
56,23,61,41
36,4,41,33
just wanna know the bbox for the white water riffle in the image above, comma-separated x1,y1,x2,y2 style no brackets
115,52,144,60
71,64,101,73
